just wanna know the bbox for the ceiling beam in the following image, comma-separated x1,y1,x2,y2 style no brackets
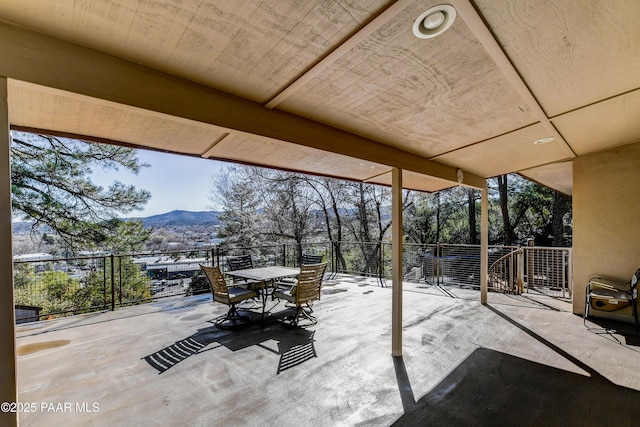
265,0,413,109
451,0,576,158
0,19,485,190
200,133,230,159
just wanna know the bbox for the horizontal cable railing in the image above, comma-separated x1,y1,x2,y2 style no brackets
216,244,284,269
523,246,572,298
13,249,215,323
330,240,383,279
440,244,483,288
12,242,572,323
282,242,332,269
401,244,437,283
394,243,518,288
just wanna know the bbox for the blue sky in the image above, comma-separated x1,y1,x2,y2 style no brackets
90,149,226,217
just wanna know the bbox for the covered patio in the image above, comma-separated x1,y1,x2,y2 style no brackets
2,1,640,425
16,276,640,426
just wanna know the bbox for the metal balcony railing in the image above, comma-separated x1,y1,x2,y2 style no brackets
12,242,572,323
488,248,524,294
523,246,572,298
12,248,215,323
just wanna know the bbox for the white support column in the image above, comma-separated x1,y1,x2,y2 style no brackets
391,168,403,357
0,76,18,427
480,188,488,304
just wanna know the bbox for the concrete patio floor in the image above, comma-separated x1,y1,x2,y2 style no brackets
15,275,640,426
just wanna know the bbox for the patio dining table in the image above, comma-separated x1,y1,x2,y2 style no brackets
225,266,299,325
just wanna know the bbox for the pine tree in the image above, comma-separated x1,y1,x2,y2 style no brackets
11,132,151,249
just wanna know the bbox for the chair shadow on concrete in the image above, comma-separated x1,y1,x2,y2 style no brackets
143,318,316,375
275,330,317,374
584,316,640,347
392,305,640,426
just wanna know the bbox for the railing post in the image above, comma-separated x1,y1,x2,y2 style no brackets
380,242,385,280
566,248,573,298
283,243,287,266
110,254,115,311
118,255,123,305
517,248,524,294
527,238,535,289
103,256,108,307
325,241,331,275
508,251,514,293
436,242,441,285
332,241,337,277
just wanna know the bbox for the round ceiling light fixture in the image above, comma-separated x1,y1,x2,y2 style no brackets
413,5,456,39
534,137,555,145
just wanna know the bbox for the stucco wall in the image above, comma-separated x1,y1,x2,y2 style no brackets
573,141,640,316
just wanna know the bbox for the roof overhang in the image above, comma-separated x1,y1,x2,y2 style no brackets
1,0,639,193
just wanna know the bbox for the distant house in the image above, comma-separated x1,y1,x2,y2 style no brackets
13,253,55,272
13,253,54,262
15,304,41,324
136,256,207,280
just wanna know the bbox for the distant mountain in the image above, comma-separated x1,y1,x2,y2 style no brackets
132,210,221,228
11,221,38,234
13,210,221,232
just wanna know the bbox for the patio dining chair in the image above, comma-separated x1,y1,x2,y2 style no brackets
301,253,324,265
225,254,263,290
273,262,328,327
584,268,640,334
277,253,325,288
200,265,258,328
226,254,254,271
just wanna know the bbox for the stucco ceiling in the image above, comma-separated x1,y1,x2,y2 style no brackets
1,0,639,194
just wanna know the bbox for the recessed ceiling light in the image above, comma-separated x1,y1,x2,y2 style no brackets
423,11,446,30
534,137,555,145
413,5,456,39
